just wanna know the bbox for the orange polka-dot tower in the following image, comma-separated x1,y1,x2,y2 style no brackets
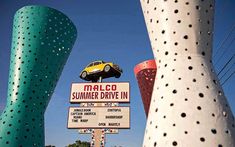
140,0,235,146
134,60,157,117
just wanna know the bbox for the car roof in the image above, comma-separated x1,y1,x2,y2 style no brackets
91,60,106,63
86,60,104,66
93,60,104,62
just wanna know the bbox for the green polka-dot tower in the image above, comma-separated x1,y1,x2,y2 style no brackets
0,6,77,147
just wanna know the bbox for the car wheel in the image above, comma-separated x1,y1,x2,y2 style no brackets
104,65,111,72
81,71,87,79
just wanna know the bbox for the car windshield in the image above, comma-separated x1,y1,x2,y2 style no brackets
87,63,93,67
93,62,101,66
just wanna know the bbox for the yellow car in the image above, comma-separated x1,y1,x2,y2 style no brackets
80,60,123,82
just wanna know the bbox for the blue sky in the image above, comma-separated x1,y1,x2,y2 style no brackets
0,0,235,147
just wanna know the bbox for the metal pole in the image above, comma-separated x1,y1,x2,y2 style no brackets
98,76,103,83
92,76,105,147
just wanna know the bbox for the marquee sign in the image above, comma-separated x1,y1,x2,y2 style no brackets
78,102,119,134
67,107,130,129
70,82,130,103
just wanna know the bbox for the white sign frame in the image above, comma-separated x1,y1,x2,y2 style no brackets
70,82,130,103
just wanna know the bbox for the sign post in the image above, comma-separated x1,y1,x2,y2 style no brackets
94,76,104,147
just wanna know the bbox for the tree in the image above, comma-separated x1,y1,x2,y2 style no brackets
66,139,90,147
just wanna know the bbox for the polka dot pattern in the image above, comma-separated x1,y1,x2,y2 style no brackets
0,5,77,147
140,0,235,146
134,60,157,117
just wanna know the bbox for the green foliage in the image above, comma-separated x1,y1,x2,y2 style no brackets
67,140,90,147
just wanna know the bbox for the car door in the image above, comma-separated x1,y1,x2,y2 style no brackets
85,62,94,74
91,61,102,72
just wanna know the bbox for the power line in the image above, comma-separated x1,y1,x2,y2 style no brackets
217,53,235,76
219,58,235,81
214,36,235,66
214,0,235,86
213,23,235,60
221,69,235,86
